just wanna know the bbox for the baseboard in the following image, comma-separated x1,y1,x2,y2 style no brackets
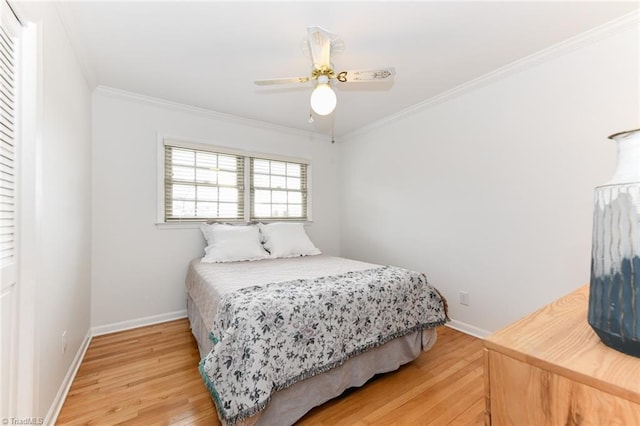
446,319,491,339
43,329,92,425
91,309,188,336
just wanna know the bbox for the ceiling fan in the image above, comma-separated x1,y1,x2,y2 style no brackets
255,26,395,117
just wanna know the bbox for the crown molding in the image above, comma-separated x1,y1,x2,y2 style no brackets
341,10,640,142
93,86,326,141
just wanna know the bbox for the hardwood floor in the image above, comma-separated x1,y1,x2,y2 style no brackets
57,319,484,425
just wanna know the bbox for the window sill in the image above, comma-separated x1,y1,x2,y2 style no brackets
155,220,314,230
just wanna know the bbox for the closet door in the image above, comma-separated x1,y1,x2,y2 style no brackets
0,0,21,419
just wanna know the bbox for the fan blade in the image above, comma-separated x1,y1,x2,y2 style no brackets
254,77,310,86
307,26,332,69
336,67,396,83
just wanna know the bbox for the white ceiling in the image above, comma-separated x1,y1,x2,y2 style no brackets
52,1,638,138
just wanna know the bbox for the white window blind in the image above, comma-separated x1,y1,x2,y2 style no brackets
251,158,307,220
164,145,245,221
0,3,18,269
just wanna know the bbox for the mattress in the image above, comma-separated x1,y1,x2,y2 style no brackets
185,255,441,425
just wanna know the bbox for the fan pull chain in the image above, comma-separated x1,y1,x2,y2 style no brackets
331,115,335,144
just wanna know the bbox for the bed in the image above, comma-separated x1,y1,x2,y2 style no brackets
185,252,448,426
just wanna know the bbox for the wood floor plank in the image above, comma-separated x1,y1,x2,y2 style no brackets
57,319,484,425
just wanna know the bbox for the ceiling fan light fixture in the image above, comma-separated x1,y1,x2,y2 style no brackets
310,75,336,116
255,27,396,124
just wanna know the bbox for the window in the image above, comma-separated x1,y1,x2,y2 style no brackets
251,158,307,220
162,140,309,223
164,145,244,221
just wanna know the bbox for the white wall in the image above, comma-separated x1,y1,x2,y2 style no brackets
13,1,92,418
339,23,640,334
91,90,341,328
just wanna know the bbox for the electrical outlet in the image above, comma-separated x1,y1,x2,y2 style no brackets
459,291,469,306
62,330,68,354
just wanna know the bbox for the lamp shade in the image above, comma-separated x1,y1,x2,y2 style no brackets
310,76,336,116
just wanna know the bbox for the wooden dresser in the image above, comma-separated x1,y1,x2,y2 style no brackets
483,285,640,425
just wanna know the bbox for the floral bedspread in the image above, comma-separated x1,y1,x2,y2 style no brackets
199,266,448,424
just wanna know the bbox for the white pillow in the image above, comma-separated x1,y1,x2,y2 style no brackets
200,223,270,263
259,222,321,258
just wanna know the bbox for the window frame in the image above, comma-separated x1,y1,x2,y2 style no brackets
157,137,312,228
250,157,308,221
163,144,246,222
